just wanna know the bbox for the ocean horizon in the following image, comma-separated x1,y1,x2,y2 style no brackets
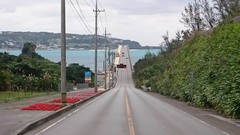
0,49,159,71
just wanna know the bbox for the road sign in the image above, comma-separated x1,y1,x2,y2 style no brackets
85,71,91,83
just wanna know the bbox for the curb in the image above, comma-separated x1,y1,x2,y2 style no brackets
12,89,110,135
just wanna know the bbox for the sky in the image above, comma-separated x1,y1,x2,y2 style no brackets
0,0,194,46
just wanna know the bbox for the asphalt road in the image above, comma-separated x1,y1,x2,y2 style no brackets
26,45,239,135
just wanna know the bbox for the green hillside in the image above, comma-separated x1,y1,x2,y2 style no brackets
133,23,240,118
0,32,142,49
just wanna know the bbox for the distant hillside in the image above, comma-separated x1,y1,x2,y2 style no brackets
0,31,142,50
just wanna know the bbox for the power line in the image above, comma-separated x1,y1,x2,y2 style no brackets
67,0,89,34
68,0,110,36
90,0,95,7
97,0,111,34
82,0,94,9
96,0,110,35
75,0,94,30
98,0,104,9
76,0,86,20
70,0,93,33
104,12,110,34
68,0,91,34
68,0,93,34
99,13,105,34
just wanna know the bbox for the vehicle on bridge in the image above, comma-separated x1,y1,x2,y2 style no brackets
116,52,119,57
117,63,126,68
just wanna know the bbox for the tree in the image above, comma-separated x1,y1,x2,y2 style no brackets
0,69,13,91
161,31,185,53
228,0,240,17
66,63,92,84
0,52,16,91
162,31,172,52
199,0,218,28
181,29,191,41
213,0,228,20
180,0,205,32
213,0,240,20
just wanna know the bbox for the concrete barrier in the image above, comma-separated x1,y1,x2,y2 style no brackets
76,83,89,89
58,83,74,92
141,86,151,92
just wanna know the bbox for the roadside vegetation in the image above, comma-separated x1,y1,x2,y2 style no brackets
0,91,57,103
0,42,93,103
133,0,240,118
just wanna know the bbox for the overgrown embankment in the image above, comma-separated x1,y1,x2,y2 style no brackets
133,23,240,118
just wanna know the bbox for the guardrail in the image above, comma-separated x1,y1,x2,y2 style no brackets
126,45,133,71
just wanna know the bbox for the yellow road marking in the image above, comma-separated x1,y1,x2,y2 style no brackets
125,90,136,135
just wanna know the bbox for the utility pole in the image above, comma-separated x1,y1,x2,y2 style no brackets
108,44,111,89
93,0,104,92
111,52,115,88
61,0,67,104
104,28,111,90
104,28,107,90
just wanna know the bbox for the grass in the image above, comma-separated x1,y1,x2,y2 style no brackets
0,91,58,103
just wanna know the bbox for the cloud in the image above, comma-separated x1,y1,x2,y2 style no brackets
100,0,193,45
0,0,194,46
0,7,16,13
101,0,192,15
107,13,184,46
1,0,61,32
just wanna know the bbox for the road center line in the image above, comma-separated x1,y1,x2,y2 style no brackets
124,90,136,135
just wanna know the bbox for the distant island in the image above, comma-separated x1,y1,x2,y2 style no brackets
0,31,155,50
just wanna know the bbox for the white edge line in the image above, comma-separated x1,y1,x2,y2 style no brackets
35,91,111,135
162,101,231,135
183,111,230,135
132,88,231,135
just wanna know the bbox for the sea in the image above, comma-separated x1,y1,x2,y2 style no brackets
0,49,159,70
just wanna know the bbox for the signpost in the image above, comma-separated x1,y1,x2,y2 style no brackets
85,71,92,83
